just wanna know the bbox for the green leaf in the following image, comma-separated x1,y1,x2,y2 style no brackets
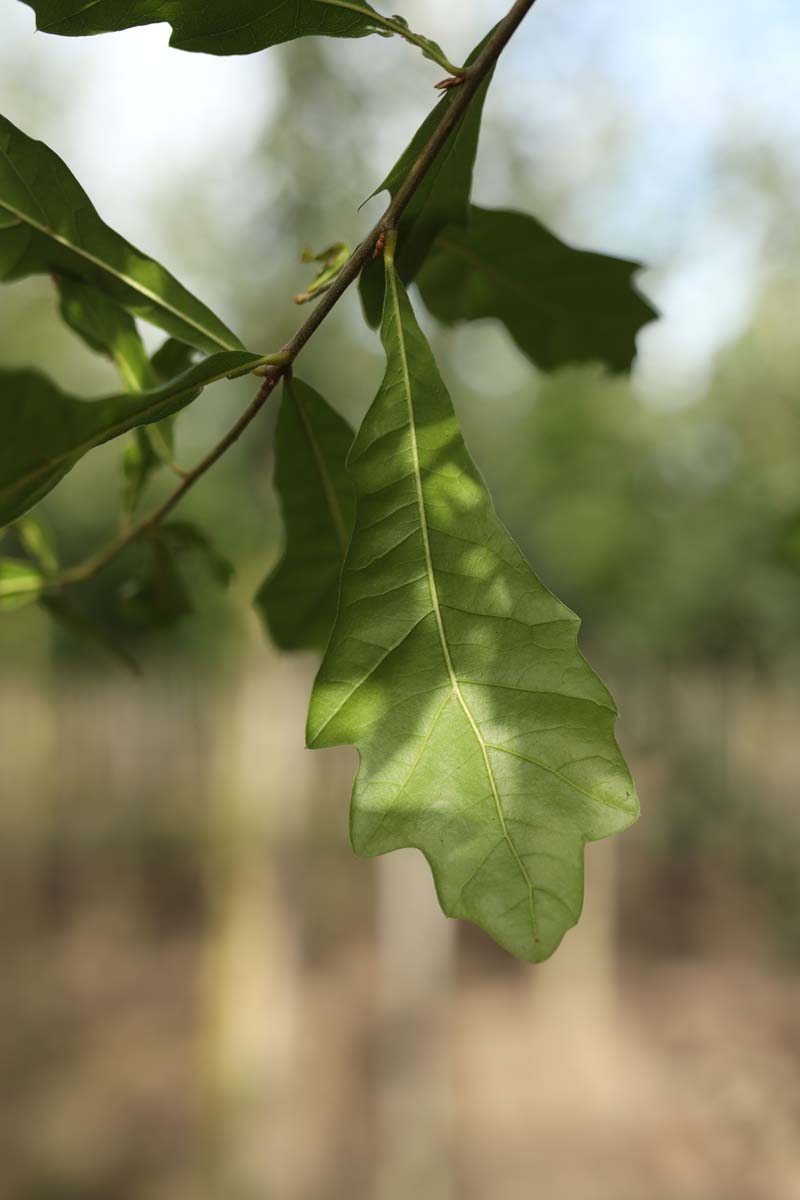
150,338,197,382
295,242,351,305
379,13,452,71
55,280,179,510
257,378,355,652
20,0,381,54
0,351,260,527
418,206,658,373
16,513,59,575
122,429,165,518
161,520,234,587
41,594,141,674
0,114,241,354
56,277,157,389
118,538,193,630
116,522,231,634
129,338,198,509
0,556,44,610
358,35,494,327
308,254,638,962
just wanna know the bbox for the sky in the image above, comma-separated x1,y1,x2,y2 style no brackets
1,0,799,402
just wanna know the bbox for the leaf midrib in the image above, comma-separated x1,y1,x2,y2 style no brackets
386,261,538,944
0,191,236,352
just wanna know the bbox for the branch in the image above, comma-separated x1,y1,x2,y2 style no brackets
56,366,286,587
50,0,538,593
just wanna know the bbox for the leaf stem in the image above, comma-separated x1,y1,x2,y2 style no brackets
48,0,538,593
318,0,465,77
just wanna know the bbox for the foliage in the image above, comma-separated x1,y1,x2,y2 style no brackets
418,205,657,373
257,378,355,652
0,0,661,960
308,246,638,961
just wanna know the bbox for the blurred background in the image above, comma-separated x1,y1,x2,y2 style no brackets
1,1,800,1196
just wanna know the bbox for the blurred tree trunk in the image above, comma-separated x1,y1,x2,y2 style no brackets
199,657,308,1199
375,850,456,1200
528,838,625,1115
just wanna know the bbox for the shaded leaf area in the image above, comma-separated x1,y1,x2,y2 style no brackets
161,520,234,588
0,352,260,526
150,337,196,381
56,279,179,512
359,34,493,327
41,593,142,673
123,427,174,519
117,521,232,634
20,0,381,55
308,258,638,962
257,378,355,652
0,114,241,353
775,508,800,576
22,518,227,667
118,538,193,631
125,339,198,514
57,277,156,389
418,206,658,374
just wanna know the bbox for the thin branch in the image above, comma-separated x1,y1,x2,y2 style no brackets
278,0,538,362
55,368,284,588
49,0,538,593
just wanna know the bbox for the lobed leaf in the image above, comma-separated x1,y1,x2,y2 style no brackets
0,114,241,354
308,253,638,962
257,378,355,652
359,34,493,327
418,206,658,373
0,351,260,527
20,0,381,55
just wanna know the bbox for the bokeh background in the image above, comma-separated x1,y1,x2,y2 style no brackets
2,1,800,1197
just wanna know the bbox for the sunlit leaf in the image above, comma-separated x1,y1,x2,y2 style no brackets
0,557,43,610
0,114,242,353
308,253,638,962
418,206,658,373
257,378,355,651
358,34,493,326
20,0,381,55
0,351,260,526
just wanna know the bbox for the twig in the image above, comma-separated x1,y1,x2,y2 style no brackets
51,0,538,592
